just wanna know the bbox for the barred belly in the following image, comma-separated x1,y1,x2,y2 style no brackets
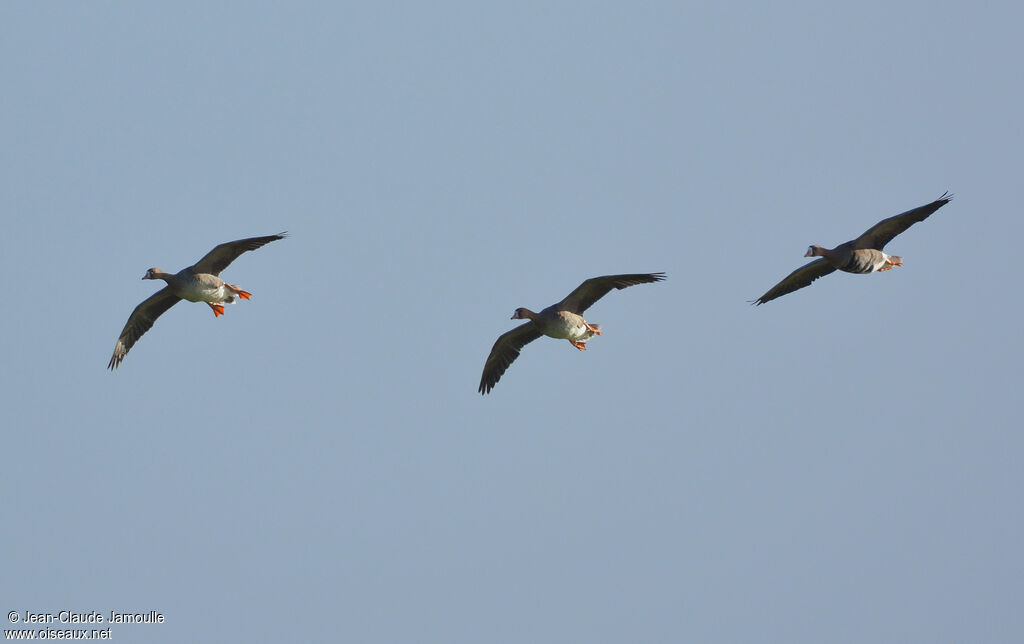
841,249,887,274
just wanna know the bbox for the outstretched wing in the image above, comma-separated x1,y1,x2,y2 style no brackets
478,323,543,394
190,232,287,276
853,193,952,251
753,258,836,305
108,287,182,369
557,273,666,314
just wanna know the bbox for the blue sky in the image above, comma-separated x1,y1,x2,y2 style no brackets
3,2,1022,642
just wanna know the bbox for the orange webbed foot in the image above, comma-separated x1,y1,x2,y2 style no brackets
208,303,225,317
227,283,251,299
585,323,602,335
880,257,903,271
571,341,587,351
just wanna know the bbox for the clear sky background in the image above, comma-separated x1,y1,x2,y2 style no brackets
3,2,1022,642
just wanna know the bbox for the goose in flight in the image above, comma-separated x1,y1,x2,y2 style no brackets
478,273,665,394
754,193,951,305
108,233,286,369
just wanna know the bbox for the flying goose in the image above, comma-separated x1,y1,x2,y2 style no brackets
754,193,951,305
478,273,665,394
108,233,286,369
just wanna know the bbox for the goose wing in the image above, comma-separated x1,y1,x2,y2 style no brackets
557,273,666,314
753,259,836,305
478,323,543,394
190,232,287,276
108,287,182,369
853,193,951,250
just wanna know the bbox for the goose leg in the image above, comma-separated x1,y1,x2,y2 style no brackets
570,340,587,351
207,302,225,317
584,322,602,335
226,283,252,300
